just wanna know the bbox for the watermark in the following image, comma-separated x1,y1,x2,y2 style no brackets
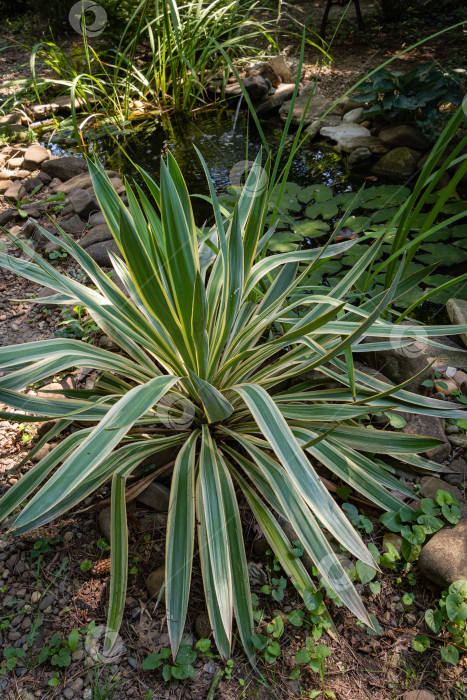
156,395,196,430
84,625,125,665
388,324,429,360
229,159,268,199
318,553,353,596
69,1,107,37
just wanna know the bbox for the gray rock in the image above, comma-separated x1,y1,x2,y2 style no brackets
89,211,106,226
22,144,50,170
418,519,467,587
42,156,87,181
37,171,52,184
0,209,14,225
268,54,301,83
69,188,100,219
365,333,467,392
0,113,22,126
23,177,43,194
320,123,371,150
98,508,111,544
444,458,467,486
60,215,86,236
331,96,366,117
79,224,112,248
146,565,165,601
255,83,295,115
306,114,342,138
136,482,170,512
348,146,372,168
31,443,55,464
402,416,450,464
448,434,467,449
378,124,430,151
52,172,93,194
371,147,421,179
63,687,74,699
242,75,270,104
85,239,121,266
280,92,332,126
194,611,212,639
342,107,364,123
419,476,461,501
4,180,27,202
39,594,55,611
0,179,12,193
446,298,467,348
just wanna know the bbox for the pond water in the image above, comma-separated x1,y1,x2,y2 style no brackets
43,106,466,324
47,107,354,214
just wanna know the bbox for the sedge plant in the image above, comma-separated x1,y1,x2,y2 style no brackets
0,151,466,661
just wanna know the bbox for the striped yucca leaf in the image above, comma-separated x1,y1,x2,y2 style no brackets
1,148,466,665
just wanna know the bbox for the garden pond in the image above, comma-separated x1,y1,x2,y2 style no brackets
45,106,467,321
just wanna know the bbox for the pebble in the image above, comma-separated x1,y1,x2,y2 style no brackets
63,688,74,699
127,656,138,669
31,591,41,604
39,594,55,611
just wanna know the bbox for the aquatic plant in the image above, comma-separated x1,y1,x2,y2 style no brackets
1,151,466,661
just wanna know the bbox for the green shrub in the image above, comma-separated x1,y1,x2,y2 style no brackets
1,151,467,662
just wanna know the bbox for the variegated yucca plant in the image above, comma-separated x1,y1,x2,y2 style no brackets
0,152,466,663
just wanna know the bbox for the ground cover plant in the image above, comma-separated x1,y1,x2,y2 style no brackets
1,142,467,666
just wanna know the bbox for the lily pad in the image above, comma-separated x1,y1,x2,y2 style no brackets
298,184,333,203
293,220,330,238
306,200,339,220
416,243,467,266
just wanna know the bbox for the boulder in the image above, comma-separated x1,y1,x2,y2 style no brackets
280,93,333,126
242,75,270,104
3,180,26,202
22,144,50,170
69,188,100,219
0,113,22,126
319,123,371,150
446,298,467,348
418,476,461,501
0,180,12,193
60,215,86,236
348,147,372,168
86,239,121,266
268,54,301,83
7,156,24,169
342,107,364,123
79,224,113,248
364,333,467,392
259,63,282,88
306,114,342,138
402,416,450,464
52,172,93,194
378,124,430,151
418,518,467,587
136,482,170,512
331,96,366,117
256,83,295,115
23,177,43,194
41,156,87,181
371,147,420,179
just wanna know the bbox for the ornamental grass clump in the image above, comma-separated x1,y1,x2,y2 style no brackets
0,152,466,661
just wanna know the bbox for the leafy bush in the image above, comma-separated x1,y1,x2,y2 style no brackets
1,152,467,662
353,62,464,129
